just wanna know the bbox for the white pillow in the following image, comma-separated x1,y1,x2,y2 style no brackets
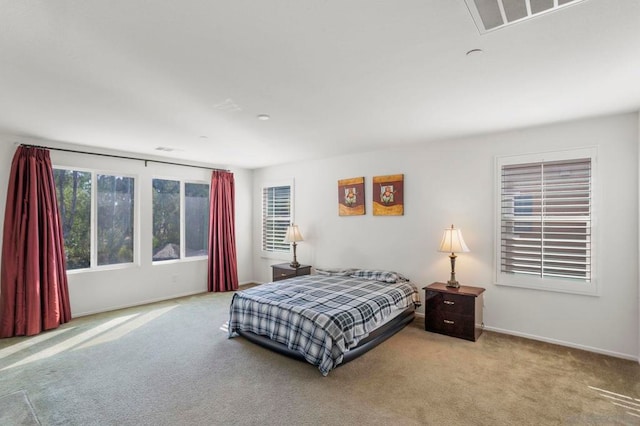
315,267,357,276
350,269,408,283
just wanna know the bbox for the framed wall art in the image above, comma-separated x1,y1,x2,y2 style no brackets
373,174,404,216
338,177,365,216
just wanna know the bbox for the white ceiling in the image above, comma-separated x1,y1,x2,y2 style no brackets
1,0,639,169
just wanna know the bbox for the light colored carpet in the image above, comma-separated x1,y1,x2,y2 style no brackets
0,290,639,425
0,389,40,425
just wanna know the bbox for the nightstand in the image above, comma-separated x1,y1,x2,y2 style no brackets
271,263,311,282
423,282,485,341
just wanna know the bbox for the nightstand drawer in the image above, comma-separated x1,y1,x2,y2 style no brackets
271,263,312,282
425,311,475,341
273,268,296,281
425,291,473,315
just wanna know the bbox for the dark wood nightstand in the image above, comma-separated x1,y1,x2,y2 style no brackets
423,282,485,341
271,263,311,282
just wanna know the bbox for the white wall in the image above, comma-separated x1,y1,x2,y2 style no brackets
253,112,639,360
0,135,253,316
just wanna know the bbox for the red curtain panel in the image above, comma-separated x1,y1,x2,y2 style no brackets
207,170,239,292
0,146,72,337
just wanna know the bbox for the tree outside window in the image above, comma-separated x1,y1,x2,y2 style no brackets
54,169,91,270
54,169,135,270
185,183,209,257
152,179,181,261
97,175,135,265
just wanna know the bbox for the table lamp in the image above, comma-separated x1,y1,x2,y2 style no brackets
284,224,304,268
438,224,470,288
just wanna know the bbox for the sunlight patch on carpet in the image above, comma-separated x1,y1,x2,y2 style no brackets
220,321,229,333
75,305,177,350
1,315,136,371
588,385,640,419
0,327,74,361
1,305,180,371
1,305,180,370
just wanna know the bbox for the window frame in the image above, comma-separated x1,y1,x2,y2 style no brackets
151,177,210,264
183,181,210,260
494,147,598,296
53,166,139,273
95,172,137,268
261,179,294,258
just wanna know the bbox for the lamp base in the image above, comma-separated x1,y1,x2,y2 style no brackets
446,253,460,288
446,280,460,288
290,242,300,269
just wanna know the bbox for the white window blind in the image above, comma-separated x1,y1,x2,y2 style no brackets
262,185,291,252
500,158,592,282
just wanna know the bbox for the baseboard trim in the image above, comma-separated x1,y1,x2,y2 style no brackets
72,290,207,317
416,310,637,362
73,282,259,318
483,325,639,362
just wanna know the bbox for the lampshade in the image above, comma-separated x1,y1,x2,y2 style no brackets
438,225,470,254
284,224,304,243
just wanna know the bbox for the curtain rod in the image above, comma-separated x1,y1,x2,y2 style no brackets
20,143,228,172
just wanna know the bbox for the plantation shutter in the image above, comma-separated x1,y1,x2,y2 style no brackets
500,158,591,281
262,185,291,252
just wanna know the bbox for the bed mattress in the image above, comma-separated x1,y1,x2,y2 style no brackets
228,274,420,375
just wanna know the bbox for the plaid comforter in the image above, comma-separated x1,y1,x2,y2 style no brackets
228,274,420,375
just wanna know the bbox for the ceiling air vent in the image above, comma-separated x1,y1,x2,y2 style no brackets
464,0,589,33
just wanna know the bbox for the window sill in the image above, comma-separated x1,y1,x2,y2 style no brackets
495,274,598,296
66,262,138,274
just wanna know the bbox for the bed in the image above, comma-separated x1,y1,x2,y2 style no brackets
228,269,420,375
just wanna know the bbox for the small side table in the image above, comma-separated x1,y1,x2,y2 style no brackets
271,263,312,282
423,282,485,341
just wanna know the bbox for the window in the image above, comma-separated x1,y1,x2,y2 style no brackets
97,175,135,265
54,169,92,270
152,179,210,262
496,148,596,295
152,179,181,261
262,184,292,253
185,183,209,257
53,168,136,270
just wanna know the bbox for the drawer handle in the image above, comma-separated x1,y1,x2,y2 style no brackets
280,273,287,276
444,300,455,305
443,320,455,325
